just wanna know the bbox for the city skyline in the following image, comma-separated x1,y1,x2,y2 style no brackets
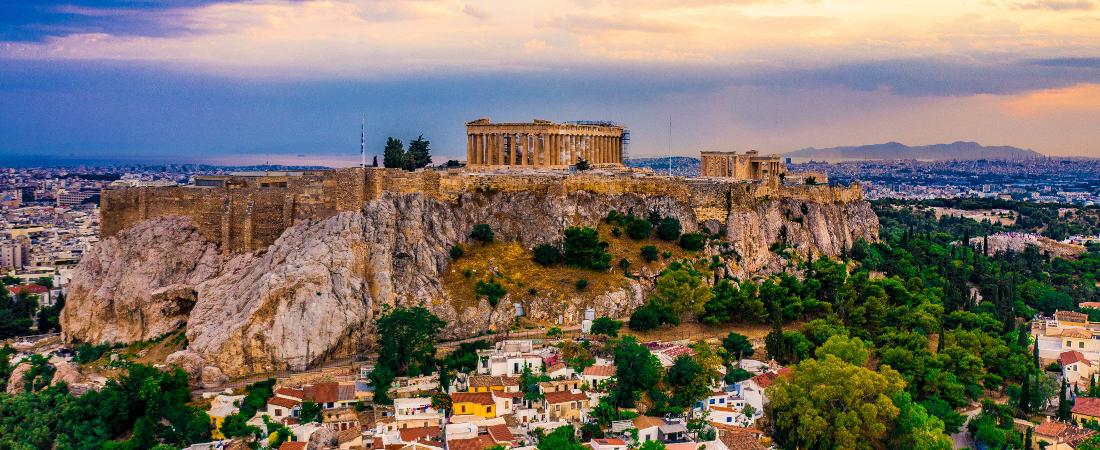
2,0,1100,165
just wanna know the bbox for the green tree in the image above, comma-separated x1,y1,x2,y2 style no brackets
679,233,706,251
590,317,622,337
767,355,908,449
383,137,406,168
640,245,659,262
375,306,446,376
721,332,754,363
406,135,432,170
814,334,870,367
533,244,562,266
537,425,585,450
575,158,591,171
475,279,507,308
655,217,682,241
650,264,711,319
299,401,322,423
470,223,494,243
625,217,652,240
563,226,611,271
612,337,662,407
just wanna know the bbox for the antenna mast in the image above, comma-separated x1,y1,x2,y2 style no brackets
360,118,366,168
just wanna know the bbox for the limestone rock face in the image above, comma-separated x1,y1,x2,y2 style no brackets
6,362,31,395
64,189,877,378
50,361,87,387
61,216,221,344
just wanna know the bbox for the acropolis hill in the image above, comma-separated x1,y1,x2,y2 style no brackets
68,165,878,378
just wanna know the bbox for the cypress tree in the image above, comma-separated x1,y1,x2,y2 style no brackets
1058,378,1072,421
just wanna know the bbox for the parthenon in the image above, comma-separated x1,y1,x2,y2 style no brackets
466,118,625,168
699,150,786,180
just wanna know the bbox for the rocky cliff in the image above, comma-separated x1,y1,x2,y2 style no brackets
63,187,877,378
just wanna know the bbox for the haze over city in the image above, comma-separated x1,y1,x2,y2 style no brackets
2,0,1100,165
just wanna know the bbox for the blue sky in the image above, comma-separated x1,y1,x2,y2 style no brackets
2,0,1099,165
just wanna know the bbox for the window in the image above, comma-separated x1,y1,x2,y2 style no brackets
726,417,732,423
275,409,282,417
1069,341,1074,347
709,399,715,404
1083,342,1087,349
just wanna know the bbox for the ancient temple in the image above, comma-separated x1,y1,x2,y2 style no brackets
699,150,786,181
465,118,624,168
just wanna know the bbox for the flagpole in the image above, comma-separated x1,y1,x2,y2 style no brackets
361,118,366,168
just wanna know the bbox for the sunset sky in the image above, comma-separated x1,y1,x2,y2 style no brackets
2,0,1099,165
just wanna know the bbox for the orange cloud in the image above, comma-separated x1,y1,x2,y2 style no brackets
1001,83,1100,117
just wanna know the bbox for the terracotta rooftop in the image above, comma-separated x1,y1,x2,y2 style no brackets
447,435,497,450
304,382,355,403
1057,310,1089,323
399,426,442,443
486,424,514,443
1060,350,1092,367
278,443,307,450
749,367,792,389
451,392,495,406
1062,328,1093,339
276,387,305,399
8,285,48,295
269,395,300,409
1034,420,1070,437
582,365,616,377
543,390,588,404
1073,397,1100,418
593,438,626,446
1081,302,1100,310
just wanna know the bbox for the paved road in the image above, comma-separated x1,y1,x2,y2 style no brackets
951,406,982,449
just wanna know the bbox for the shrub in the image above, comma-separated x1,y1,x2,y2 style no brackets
475,279,507,308
564,226,612,271
470,223,494,243
656,217,682,241
625,217,652,240
611,227,622,237
576,279,589,291
74,343,113,364
662,251,672,260
590,317,622,337
449,245,464,260
463,269,474,278
547,327,563,338
629,304,661,331
640,246,659,262
533,244,562,266
618,258,630,271
679,233,706,251
724,368,752,384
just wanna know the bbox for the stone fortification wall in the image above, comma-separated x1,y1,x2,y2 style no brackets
100,168,864,254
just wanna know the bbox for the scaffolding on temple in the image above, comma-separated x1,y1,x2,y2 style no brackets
565,120,630,161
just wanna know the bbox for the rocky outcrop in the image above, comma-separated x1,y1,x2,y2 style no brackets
61,216,222,344
64,188,877,378
5,362,31,395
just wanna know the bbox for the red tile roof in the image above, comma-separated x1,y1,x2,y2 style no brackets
1034,420,1069,437
1061,351,1091,367
1073,397,1100,418
593,438,626,445
543,390,588,405
269,396,300,409
8,284,48,295
447,435,497,450
487,424,514,443
750,367,792,389
278,443,307,450
399,426,442,443
1057,310,1089,323
277,387,305,399
582,365,615,377
451,392,495,406
304,383,354,403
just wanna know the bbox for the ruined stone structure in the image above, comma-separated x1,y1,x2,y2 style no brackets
699,150,786,180
101,168,863,255
465,118,624,167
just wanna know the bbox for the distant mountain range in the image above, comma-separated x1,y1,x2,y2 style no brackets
784,141,1043,162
